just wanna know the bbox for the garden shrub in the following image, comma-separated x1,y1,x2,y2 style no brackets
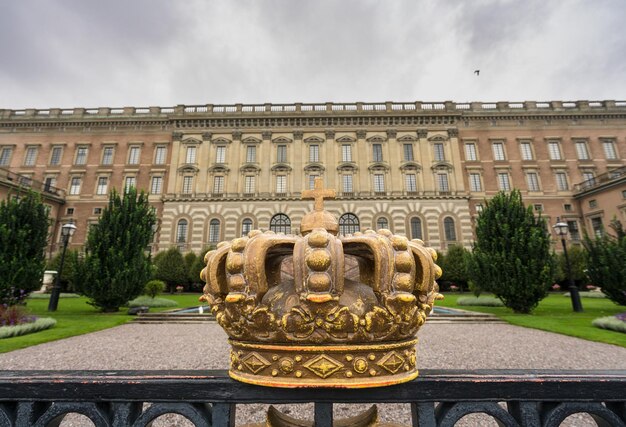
128,296,178,308
592,314,626,334
144,280,166,299
153,247,187,293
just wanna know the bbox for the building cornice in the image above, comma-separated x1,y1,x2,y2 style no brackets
2,101,625,131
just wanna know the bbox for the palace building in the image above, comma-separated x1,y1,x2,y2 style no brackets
1,101,625,257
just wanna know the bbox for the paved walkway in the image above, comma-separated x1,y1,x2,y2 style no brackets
2,322,626,425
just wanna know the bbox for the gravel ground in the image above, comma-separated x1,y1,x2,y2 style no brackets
2,322,626,426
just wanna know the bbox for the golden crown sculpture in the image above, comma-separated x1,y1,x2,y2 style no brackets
200,179,442,388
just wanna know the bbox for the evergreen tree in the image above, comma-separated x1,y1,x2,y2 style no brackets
554,245,588,286
468,190,554,313
584,219,626,306
0,191,49,305
189,247,212,291
46,249,81,292
184,251,198,288
79,188,156,311
439,244,470,291
153,247,187,293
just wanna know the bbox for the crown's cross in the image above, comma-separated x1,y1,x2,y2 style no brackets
302,177,335,211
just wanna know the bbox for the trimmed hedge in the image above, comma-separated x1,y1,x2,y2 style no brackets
457,296,505,307
27,293,80,299
128,296,178,308
592,316,626,334
0,317,57,339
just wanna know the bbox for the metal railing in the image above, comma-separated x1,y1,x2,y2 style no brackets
0,167,65,199
1,370,625,426
573,166,626,193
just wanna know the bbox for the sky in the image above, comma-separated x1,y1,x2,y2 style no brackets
1,0,625,109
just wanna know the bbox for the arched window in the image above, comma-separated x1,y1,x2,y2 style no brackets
176,219,188,243
208,219,221,244
410,217,422,240
376,217,389,230
339,213,360,236
444,217,457,241
270,214,291,234
241,218,253,236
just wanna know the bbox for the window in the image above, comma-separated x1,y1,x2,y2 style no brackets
241,175,255,194
444,217,457,241
18,174,32,187
582,172,595,188
556,172,569,191
410,217,422,240
270,213,291,234
433,143,445,161
307,174,318,190
403,144,414,161
0,147,12,166
591,217,603,238
96,177,108,195
437,173,449,192
276,175,287,194
469,173,482,192
476,204,484,213
176,219,188,243
75,146,88,165
246,145,256,163
567,221,580,240
69,177,81,195
376,217,389,230
93,207,102,215
342,144,352,162
623,190,626,199
589,199,597,209
50,146,63,165
498,173,511,191
603,140,618,160
339,213,359,236
373,174,385,193
124,176,136,192
213,176,225,194
208,219,221,244
44,177,57,192
519,142,533,160
66,207,75,215
534,204,543,212
24,147,38,166
102,147,114,165
548,141,562,160
465,143,477,161
575,142,589,160
241,218,253,236
564,203,573,212
276,145,287,163
309,144,319,162
154,146,167,164
185,146,197,164
526,172,540,191
372,144,383,162
342,174,353,193
128,146,141,164
492,142,505,161
150,176,163,194
405,174,417,192
182,176,193,194
216,146,226,163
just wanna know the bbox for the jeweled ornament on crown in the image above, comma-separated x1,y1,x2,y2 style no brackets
200,178,443,388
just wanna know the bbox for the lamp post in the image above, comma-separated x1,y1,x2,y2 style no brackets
48,222,77,312
553,220,583,313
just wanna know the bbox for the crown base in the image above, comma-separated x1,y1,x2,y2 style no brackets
228,337,419,388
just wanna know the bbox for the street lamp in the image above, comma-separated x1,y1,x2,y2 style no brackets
553,220,583,312
48,222,77,312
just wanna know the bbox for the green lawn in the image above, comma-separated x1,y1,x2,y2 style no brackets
0,293,205,354
438,293,626,348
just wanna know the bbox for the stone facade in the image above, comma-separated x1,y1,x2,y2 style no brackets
1,101,625,256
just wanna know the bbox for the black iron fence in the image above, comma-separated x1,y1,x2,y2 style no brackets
1,370,625,426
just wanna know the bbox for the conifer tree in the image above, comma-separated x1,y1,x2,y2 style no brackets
469,190,554,313
439,244,470,291
584,219,626,306
153,247,187,293
0,191,49,305
79,188,155,311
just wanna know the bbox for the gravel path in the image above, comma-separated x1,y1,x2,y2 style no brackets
2,322,626,425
